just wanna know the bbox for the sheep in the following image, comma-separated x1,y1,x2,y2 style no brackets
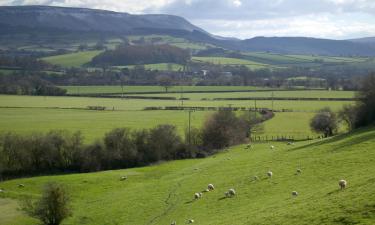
208,184,215,191
194,192,203,199
339,179,347,190
188,219,195,223
120,176,127,181
292,191,298,197
18,184,25,188
270,145,275,150
225,188,236,198
267,171,273,178
170,221,176,225
0,189,3,193
287,142,294,146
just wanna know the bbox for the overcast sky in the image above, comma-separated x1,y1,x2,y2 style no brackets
2,0,375,40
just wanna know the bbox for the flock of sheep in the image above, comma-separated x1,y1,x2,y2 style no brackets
167,143,348,224
0,143,349,225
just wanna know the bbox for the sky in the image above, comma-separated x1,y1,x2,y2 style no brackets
1,0,375,40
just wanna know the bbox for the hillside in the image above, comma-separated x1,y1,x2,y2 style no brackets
0,127,374,225
241,37,375,56
1,6,375,56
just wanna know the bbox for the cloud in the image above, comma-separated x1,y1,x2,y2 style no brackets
1,0,375,39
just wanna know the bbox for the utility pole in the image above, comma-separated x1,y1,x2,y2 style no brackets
271,91,274,111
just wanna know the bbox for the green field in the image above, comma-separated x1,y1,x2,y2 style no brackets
123,90,356,101
113,63,184,71
192,56,271,69
41,50,103,67
0,108,209,142
1,127,374,225
61,85,270,95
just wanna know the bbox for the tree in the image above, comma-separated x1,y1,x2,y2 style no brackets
157,75,173,92
310,108,338,137
23,183,71,225
338,104,357,131
355,73,375,127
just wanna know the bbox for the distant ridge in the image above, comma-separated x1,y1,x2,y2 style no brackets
1,5,375,56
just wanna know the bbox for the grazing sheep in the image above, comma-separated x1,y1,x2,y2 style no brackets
208,184,215,191
120,176,127,181
225,188,236,197
270,145,275,150
18,184,25,188
292,191,298,197
171,221,176,225
188,219,195,223
0,189,3,193
339,179,347,190
267,171,273,178
194,192,203,199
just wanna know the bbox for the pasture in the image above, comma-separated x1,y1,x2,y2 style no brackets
41,50,103,67
1,127,374,225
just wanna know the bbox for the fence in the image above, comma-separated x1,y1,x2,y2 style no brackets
250,134,323,142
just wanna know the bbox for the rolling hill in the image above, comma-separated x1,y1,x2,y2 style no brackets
0,127,374,225
1,6,375,56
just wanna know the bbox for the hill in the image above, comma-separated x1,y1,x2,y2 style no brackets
1,6,375,56
0,127,374,224
241,37,375,56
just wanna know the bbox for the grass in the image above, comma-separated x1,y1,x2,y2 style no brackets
1,127,374,225
113,63,184,71
60,85,269,95
125,90,356,101
192,56,270,70
0,108,210,142
41,50,103,67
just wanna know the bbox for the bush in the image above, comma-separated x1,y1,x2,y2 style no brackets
22,183,71,225
202,110,249,150
310,107,338,137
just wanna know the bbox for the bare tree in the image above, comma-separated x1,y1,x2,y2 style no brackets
310,107,338,137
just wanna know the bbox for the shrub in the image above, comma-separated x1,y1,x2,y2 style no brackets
355,73,375,127
22,183,71,225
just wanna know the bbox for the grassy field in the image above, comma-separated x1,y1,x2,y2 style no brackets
41,50,102,67
0,108,210,142
61,86,270,95
192,56,271,70
124,90,356,101
113,63,184,71
0,95,352,111
1,127,374,225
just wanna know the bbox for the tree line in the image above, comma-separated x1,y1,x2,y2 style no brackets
0,73,66,96
0,110,263,180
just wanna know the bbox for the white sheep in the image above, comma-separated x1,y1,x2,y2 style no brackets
194,192,202,199
339,179,347,190
120,176,127,181
267,171,273,178
188,219,195,223
225,188,236,197
0,189,3,193
208,184,215,191
270,145,275,150
171,221,176,225
292,191,298,197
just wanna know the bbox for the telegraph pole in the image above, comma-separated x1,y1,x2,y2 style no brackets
271,91,274,111
188,110,194,147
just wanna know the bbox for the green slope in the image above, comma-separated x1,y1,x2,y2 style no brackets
41,50,102,67
0,127,374,225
